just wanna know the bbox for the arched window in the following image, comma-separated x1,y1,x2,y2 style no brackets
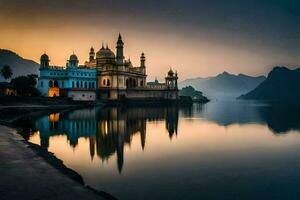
54,80,59,87
140,80,143,87
107,79,111,86
92,82,95,88
40,81,43,87
72,81,75,88
84,82,87,88
62,81,64,87
88,82,91,88
76,81,79,88
49,80,53,87
133,79,136,87
80,81,83,88
126,79,129,88
103,79,106,86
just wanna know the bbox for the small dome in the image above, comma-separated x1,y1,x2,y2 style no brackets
168,69,174,76
69,54,78,61
40,53,49,61
96,47,116,59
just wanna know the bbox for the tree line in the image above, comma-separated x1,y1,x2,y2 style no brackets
0,65,40,96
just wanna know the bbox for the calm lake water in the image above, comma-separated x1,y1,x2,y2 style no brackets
20,101,300,200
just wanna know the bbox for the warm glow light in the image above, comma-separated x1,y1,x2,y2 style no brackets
48,87,60,97
48,113,60,122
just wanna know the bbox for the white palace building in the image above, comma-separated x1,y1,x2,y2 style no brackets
37,34,179,102
37,53,97,101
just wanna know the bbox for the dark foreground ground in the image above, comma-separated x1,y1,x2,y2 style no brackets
0,98,116,200
0,125,108,200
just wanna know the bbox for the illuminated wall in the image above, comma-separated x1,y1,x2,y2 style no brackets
48,87,60,97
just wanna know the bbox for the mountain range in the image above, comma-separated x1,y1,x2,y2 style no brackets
179,72,266,99
238,66,300,101
0,49,39,81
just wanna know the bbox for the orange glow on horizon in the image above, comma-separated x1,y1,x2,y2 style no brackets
1,25,296,81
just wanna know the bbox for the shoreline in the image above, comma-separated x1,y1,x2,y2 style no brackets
0,104,118,200
0,97,204,200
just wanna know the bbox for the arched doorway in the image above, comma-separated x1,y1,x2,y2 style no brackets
126,78,137,88
48,80,60,97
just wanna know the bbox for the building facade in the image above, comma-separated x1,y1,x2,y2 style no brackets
37,54,97,101
37,33,179,102
85,33,179,101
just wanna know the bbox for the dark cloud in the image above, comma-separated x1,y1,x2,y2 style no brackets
1,0,299,46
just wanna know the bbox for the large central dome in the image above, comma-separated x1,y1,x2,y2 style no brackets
96,46,116,59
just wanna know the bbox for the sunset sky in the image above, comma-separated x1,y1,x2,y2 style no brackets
0,0,299,80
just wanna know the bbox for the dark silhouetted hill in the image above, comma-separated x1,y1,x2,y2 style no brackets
0,49,39,81
179,86,209,103
179,72,266,99
238,66,300,101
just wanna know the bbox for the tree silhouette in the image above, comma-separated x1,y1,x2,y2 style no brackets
11,74,40,96
1,65,13,80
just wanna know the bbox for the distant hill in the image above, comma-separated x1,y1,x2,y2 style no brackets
238,66,300,101
179,72,266,99
0,49,39,81
179,86,209,103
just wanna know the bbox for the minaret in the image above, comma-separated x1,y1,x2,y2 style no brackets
68,53,79,68
175,71,178,88
40,53,50,68
140,52,145,68
116,33,124,65
89,46,95,62
89,137,95,161
140,52,146,75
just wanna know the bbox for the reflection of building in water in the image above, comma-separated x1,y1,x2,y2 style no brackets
166,107,179,138
33,106,179,172
35,109,98,148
